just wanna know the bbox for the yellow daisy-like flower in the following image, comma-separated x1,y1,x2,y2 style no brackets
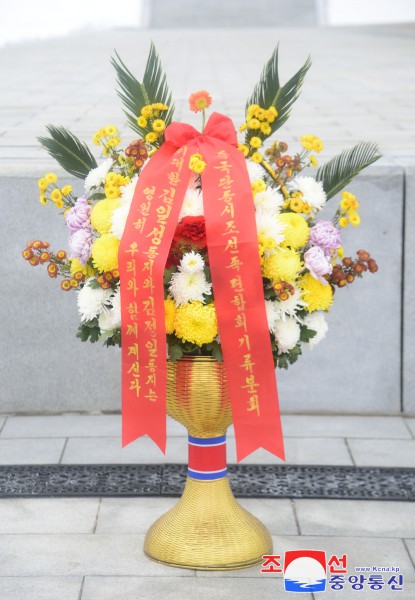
309,155,318,167
348,211,361,226
239,123,248,132
252,179,267,194
39,194,48,206
141,105,153,118
61,185,72,196
152,119,166,133
91,234,120,272
339,217,348,228
278,212,309,249
105,184,121,200
107,137,121,148
104,125,118,136
262,248,302,283
38,178,47,191
260,122,272,135
70,258,95,277
91,198,120,234
290,198,304,213
105,172,118,186
247,118,260,130
250,136,262,149
238,144,249,156
251,151,263,164
189,153,206,174
164,298,176,334
50,189,62,203
340,198,350,211
136,116,148,128
145,132,158,144
300,134,324,153
92,132,102,145
174,302,218,346
45,172,57,184
300,273,333,312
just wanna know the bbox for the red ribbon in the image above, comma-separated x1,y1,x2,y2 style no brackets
119,112,285,462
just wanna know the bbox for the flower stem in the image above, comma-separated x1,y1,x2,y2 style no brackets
201,109,206,133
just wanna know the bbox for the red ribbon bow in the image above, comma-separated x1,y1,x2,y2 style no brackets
119,112,285,462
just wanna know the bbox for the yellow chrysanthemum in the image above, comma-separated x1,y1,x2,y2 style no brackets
164,298,176,334
137,116,147,128
250,136,262,149
339,217,348,228
252,179,267,194
300,273,333,312
141,105,153,118
91,198,120,234
105,184,121,200
38,178,47,191
45,172,57,184
145,132,158,144
247,118,260,130
152,119,166,133
309,155,318,167
262,248,302,283
300,134,324,153
260,122,272,135
174,302,218,346
61,185,72,196
39,194,47,206
251,151,263,164
348,211,361,226
278,212,309,249
104,125,118,136
238,144,249,156
91,234,120,272
70,258,95,277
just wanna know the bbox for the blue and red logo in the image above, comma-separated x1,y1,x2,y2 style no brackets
284,550,327,592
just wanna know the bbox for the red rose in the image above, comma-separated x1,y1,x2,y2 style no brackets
173,216,207,249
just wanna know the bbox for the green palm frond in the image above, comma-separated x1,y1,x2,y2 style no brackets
111,43,174,138
37,125,98,179
316,142,382,199
246,46,311,140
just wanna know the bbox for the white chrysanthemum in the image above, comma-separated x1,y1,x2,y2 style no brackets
254,187,284,214
246,160,264,182
274,287,308,321
179,251,205,274
265,300,278,335
169,270,212,306
120,174,139,206
303,312,328,349
84,158,113,192
179,188,204,220
274,317,301,353
288,176,327,212
110,202,130,240
98,287,121,332
77,278,112,322
256,209,285,245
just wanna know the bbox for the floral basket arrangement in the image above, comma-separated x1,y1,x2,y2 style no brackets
23,44,380,570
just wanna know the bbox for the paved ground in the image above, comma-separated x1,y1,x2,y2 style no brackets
0,414,414,599
1,24,415,599
0,24,414,177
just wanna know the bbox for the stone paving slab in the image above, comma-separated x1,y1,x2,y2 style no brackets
81,575,312,600
0,438,65,465
281,416,412,439
0,577,82,600
0,498,100,534
347,439,415,468
60,435,353,465
0,533,195,577
95,497,298,536
295,499,415,538
407,419,415,437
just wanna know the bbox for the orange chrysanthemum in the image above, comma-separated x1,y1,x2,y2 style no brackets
188,90,212,113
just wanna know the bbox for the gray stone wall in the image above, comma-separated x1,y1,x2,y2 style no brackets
1,160,410,415
148,0,319,28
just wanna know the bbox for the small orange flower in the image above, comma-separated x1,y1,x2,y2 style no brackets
188,90,212,113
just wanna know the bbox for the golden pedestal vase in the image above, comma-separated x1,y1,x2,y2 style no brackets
144,356,272,570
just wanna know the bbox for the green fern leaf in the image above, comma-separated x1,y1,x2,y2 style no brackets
111,43,174,139
316,142,382,199
37,125,98,179
246,46,311,141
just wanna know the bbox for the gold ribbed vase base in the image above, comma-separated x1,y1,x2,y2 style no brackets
144,476,272,570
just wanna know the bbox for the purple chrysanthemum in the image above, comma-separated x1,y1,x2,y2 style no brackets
309,220,342,256
65,196,91,232
68,228,92,265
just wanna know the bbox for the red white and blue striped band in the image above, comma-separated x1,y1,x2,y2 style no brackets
187,434,227,481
